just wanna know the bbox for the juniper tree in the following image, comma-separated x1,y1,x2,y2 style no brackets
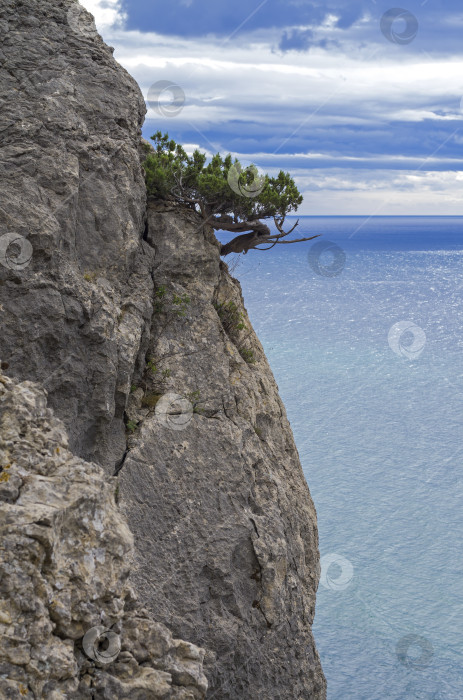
143,132,319,255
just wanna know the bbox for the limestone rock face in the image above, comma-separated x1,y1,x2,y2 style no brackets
0,0,151,468
0,371,208,699
0,0,326,697
119,205,326,698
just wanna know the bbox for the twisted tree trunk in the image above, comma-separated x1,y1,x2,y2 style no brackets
213,217,320,256
215,220,272,255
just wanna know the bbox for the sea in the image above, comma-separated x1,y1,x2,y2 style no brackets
217,217,463,700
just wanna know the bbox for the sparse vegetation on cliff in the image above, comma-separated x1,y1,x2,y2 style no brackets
143,132,320,255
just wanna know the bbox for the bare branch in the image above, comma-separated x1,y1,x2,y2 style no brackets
274,217,299,236
273,235,321,244
218,215,320,256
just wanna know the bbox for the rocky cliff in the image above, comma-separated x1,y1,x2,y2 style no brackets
0,371,207,699
0,0,326,697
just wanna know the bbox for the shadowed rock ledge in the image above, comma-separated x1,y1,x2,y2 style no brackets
0,0,326,697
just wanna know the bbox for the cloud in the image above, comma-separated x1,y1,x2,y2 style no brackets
278,26,335,52
297,168,463,215
279,28,314,52
78,0,463,213
79,0,126,31
117,0,335,38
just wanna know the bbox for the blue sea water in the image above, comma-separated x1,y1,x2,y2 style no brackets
218,217,463,700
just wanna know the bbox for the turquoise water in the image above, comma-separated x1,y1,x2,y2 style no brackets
220,217,463,700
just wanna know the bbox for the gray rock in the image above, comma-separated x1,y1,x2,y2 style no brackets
119,204,326,698
0,371,208,699
0,0,151,468
0,1,326,697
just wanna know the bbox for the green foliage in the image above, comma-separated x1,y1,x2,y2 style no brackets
154,285,167,313
143,132,199,201
214,298,255,364
172,293,190,317
239,347,256,364
141,140,153,156
126,420,138,434
83,271,98,283
146,358,158,376
214,300,247,334
153,285,190,317
143,132,303,227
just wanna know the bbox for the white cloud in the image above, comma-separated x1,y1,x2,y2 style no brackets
297,169,463,215
78,0,126,32
107,29,463,131
74,7,463,214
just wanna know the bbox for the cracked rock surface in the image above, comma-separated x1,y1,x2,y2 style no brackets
0,371,208,699
0,0,151,469
0,0,326,697
119,204,326,699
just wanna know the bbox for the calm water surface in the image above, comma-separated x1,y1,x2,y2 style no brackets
220,217,463,700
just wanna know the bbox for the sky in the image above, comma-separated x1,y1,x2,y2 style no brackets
77,0,463,215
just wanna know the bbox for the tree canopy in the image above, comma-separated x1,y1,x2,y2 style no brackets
143,132,319,255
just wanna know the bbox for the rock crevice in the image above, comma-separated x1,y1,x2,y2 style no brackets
0,1,326,697
119,206,326,698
